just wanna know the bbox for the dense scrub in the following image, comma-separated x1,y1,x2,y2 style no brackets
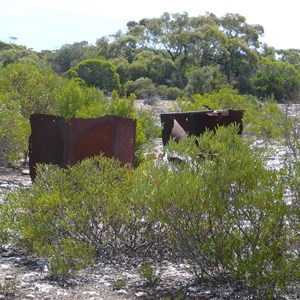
1,126,299,298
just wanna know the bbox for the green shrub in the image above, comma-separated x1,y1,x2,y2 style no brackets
284,148,300,279
176,88,289,141
0,155,165,278
0,93,30,164
35,239,94,280
0,62,62,165
138,262,161,287
66,58,120,93
124,77,156,100
159,85,186,100
137,126,297,298
104,90,135,119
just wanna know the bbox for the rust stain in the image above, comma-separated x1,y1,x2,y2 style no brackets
29,114,136,180
160,110,244,146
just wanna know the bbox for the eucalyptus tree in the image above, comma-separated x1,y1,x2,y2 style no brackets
0,42,40,67
96,36,111,60
48,41,98,74
216,13,264,93
66,59,120,93
127,12,191,68
187,15,228,68
120,12,265,92
251,60,300,102
102,30,139,63
186,65,228,96
276,48,300,70
128,50,176,85
109,56,130,85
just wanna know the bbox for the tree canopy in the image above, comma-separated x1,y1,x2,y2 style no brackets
1,11,300,102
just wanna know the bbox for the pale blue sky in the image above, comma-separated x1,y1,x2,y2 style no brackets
1,0,298,51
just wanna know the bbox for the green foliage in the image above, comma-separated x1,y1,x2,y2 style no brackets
135,126,297,298
0,62,61,165
105,90,135,118
243,97,289,140
176,87,247,111
135,109,161,165
252,60,300,102
3,12,300,99
159,85,186,100
283,128,300,276
110,56,130,84
176,87,289,141
128,60,148,80
48,41,98,74
35,239,94,279
54,80,106,120
138,262,161,287
0,62,60,117
67,58,120,93
186,66,228,96
0,155,165,278
124,77,156,100
0,93,30,164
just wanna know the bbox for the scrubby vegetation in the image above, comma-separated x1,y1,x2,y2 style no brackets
1,10,300,299
1,126,299,298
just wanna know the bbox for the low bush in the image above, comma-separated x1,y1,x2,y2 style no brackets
0,126,298,298
0,155,167,278
135,125,298,298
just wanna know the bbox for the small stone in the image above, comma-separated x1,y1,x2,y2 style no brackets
116,289,128,295
19,282,30,288
82,291,100,296
99,267,111,273
22,169,30,175
25,294,35,299
103,282,111,287
0,264,11,269
135,291,147,297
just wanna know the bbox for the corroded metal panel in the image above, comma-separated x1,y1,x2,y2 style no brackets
67,116,136,166
29,114,67,178
160,110,244,145
29,114,136,180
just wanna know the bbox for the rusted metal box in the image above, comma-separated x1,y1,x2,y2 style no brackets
29,114,136,180
160,109,244,145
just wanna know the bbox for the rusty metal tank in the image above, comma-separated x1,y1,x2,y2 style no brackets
160,109,244,146
29,114,136,180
